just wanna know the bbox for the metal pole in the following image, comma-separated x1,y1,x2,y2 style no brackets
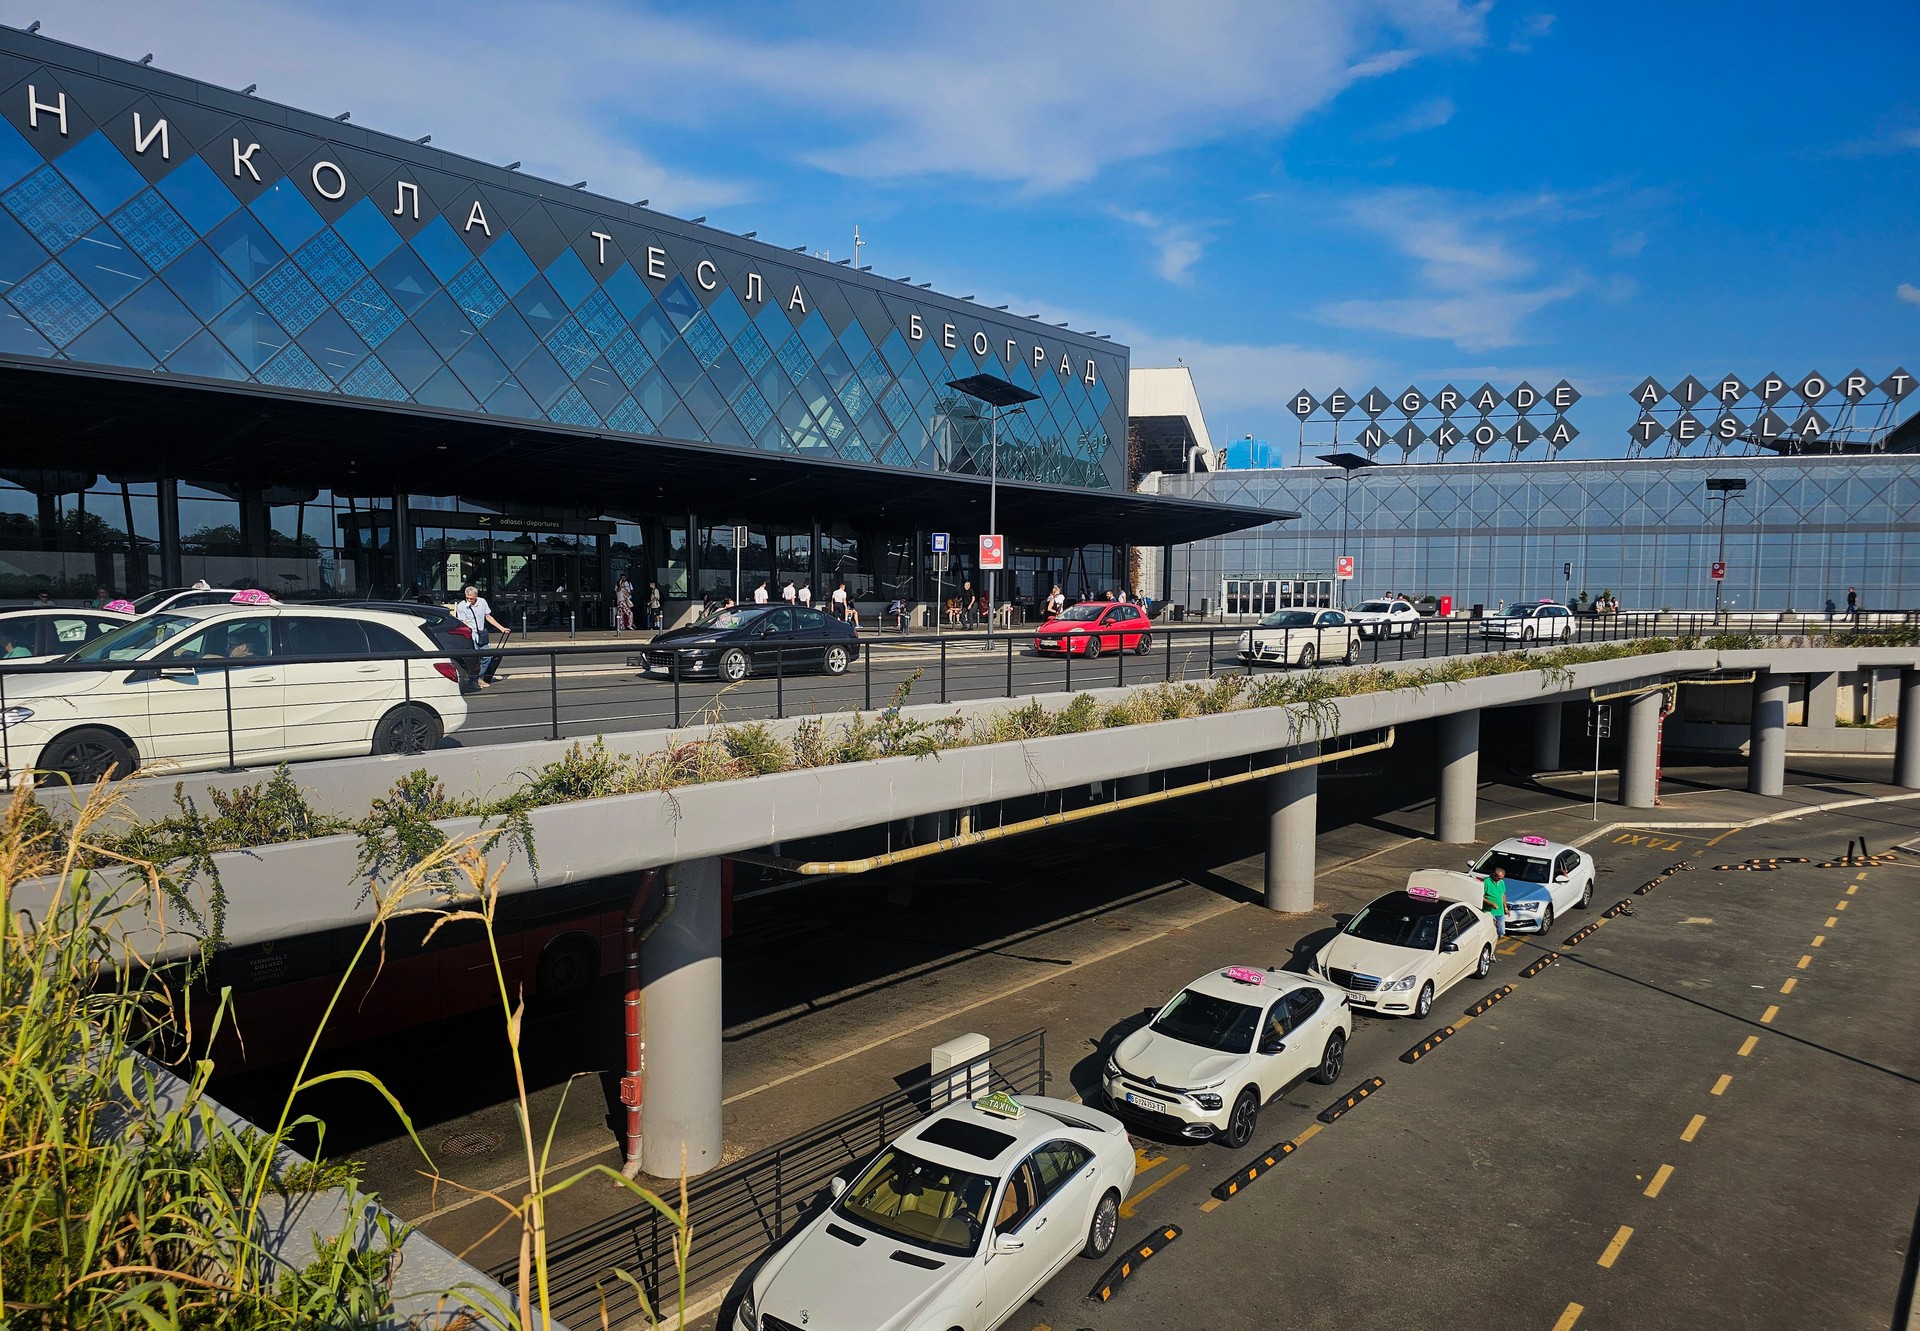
672,650,682,728
1715,495,1727,620
548,652,560,741
222,666,238,771
986,408,998,646
939,639,948,703
1593,706,1601,821
1005,635,1014,697
1340,470,1351,610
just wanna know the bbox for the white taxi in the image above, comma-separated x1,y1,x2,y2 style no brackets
1237,609,1360,669
1310,880,1498,1019
1103,966,1352,1148
1469,834,1596,935
738,1092,1134,1331
1480,601,1576,643
1348,598,1421,639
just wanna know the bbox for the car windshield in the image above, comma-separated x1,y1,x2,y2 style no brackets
127,588,185,614
1053,604,1106,621
836,1147,994,1256
1502,606,1536,618
66,613,197,662
1357,601,1394,613
1150,988,1260,1054
700,609,756,630
1473,850,1553,883
1258,611,1316,628
1344,892,1444,950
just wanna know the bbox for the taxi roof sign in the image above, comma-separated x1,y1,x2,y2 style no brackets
1408,886,1440,901
1222,966,1268,985
1518,835,1549,846
973,1091,1026,1120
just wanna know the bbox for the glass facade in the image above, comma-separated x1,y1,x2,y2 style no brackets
1162,454,1920,613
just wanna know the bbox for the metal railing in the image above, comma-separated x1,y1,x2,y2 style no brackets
487,1029,1048,1326
3,612,1914,787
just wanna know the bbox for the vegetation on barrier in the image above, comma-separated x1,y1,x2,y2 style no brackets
0,781,691,1328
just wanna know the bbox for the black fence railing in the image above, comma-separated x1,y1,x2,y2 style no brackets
3,612,1913,788
487,1029,1048,1327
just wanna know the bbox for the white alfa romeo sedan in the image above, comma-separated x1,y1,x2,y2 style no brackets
1310,879,1498,1019
739,1092,1134,1331
1103,966,1352,1148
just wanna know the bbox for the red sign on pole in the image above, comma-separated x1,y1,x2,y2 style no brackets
1336,555,1355,580
979,534,1005,570
1710,561,1726,580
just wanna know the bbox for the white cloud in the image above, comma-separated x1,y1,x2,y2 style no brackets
1371,95,1456,138
1507,12,1555,52
17,1,1490,195
1609,230,1648,258
1112,209,1209,284
1899,283,1920,306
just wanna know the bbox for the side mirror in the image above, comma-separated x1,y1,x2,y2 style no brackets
829,1177,847,1199
993,1235,1025,1254
1259,1039,1286,1056
1554,874,1570,884
1442,942,1459,954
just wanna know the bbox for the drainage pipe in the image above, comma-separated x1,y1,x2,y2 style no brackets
619,867,674,1178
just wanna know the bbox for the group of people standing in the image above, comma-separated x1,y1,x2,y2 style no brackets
613,577,664,632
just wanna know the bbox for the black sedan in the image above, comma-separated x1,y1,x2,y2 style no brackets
635,605,860,682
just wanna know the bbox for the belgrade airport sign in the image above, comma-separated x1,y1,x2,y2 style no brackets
1288,382,1581,462
1627,370,1913,456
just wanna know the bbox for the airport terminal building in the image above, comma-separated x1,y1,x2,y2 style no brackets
0,28,1262,621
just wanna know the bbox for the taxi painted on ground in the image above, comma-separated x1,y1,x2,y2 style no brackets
1310,880,1498,1019
738,1091,1134,1331
1031,601,1152,657
1102,965,1352,1148
1467,834,1596,935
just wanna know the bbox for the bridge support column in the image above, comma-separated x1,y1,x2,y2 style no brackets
1620,690,1662,809
1531,702,1563,773
1435,710,1480,843
1895,668,1920,789
1805,671,1839,736
1264,747,1318,913
1747,671,1789,798
1118,774,1151,801
641,856,724,1179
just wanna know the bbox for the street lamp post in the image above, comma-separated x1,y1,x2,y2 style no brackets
946,374,1041,646
1706,477,1748,619
1318,451,1377,610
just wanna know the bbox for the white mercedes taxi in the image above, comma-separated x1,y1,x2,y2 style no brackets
739,1092,1134,1331
1310,878,1498,1019
1102,966,1352,1148
1469,834,1596,935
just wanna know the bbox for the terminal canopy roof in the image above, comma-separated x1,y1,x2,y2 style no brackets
1,362,1284,545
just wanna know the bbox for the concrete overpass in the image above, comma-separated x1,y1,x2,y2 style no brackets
27,645,1920,1177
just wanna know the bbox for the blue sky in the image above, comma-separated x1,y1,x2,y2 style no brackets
11,0,1919,455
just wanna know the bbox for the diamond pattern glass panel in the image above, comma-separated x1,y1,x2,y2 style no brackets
337,276,404,346
4,165,99,253
341,355,408,401
7,262,105,346
110,189,194,272
258,342,332,392
293,228,369,302
547,385,599,427
448,262,508,329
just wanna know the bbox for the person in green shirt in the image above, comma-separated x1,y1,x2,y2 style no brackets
1482,866,1508,937
1,632,31,659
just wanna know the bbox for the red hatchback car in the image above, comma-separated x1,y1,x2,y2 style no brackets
1032,601,1153,656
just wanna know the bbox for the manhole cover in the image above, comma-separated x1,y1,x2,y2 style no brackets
442,1130,502,1158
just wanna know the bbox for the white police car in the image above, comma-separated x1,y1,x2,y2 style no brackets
1469,834,1596,934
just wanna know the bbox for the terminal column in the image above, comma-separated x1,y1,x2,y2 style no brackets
1620,690,1662,808
1264,747,1318,913
1531,701,1564,773
1746,672,1789,798
1895,667,1920,789
640,857,724,1179
1805,671,1839,738
1435,710,1480,843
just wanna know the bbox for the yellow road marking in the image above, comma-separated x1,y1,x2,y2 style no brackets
1133,1148,1167,1175
1120,1163,1189,1217
1498,938,1525,955
1597,1224,1634,1268
1737,1035,1758,1056
1836,900,1849,910
1707,825,1741,845
1855,872,1869,881
1681,1114,1706,1142
1796,955,1811,970
1292,1123,1324,1147
1552,1302,1585,1331
1812,935,1825,947
1199,1197,1222,1213
1644,1163,1674,1198
1454,1014,1476,1028
1847,884,1859,894
1761,1005,1779,1024
1781,977,1797,993
1034,1324,1051,1331
1711,1074,1732,1096
1825,916,1838,927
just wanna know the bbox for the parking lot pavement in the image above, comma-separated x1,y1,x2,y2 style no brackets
1010,800,1920,1331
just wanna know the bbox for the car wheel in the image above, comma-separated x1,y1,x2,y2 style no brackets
1222,1088,1259,1149
372,704,442,756
1084,634,1103,659
1082,1189,1121,1258
38,727,137,784
1343,638,1361,665
1134,632,1152,655
1413,982,1434,1020
1475,944,1494,978
823,644,850,675
534,932,598,1007
1579,876,1593,908
1297,642,1317,669
1521,625,1536,642
1310,1029,1346,1085
1540,904,1555,936
719,648,750,682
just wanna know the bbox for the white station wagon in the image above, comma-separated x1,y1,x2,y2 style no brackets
0,604,467,784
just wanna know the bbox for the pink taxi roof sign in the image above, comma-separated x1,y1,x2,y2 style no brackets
1518,835,1549,846
1222,966,1267,985
1407,886,1440,901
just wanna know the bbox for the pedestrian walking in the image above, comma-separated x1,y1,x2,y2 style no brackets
1846,586,1859,622
754,580,770,605
830,582,848,619
782,581,797,605
452,585,510,688
647,581,663,629
1046,585,1065,617
1481,866,1508,938
960,580,976,627
798,581,812,607
614,576,634,631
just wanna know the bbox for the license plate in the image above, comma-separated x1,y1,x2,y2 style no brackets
1038,638,1058,646
1125,1092,1168,1113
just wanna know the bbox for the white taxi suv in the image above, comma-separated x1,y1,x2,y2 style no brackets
1480,601,1576,643
1348,598,1421,640
1103,966,1352,1148
739,1091,1135,1331
1468,834,1596,935
1237,609,1360,669
0,603,467,784
1311,880,1498,1019
0,607,135,663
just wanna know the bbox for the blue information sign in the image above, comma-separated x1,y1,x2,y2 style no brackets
931,532,950,553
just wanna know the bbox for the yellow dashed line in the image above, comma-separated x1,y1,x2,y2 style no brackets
1761,1005,1779,1024
1854,872,1868,881
1825,916,1838,927
1737,1035,1758,1057
1552,1302,1585,1331
1292,1123,1324,1147
1796,955,1811,970
1836,900,1849,910
1681,1114,1706,1142
1119,1163,1189,1218
1453,1013,1476,1029
1133,1149,1167,1176
1812,935,1825,947
1199,1197,1222,1213
1597,1224,1634,1268
1644,1163,1674,1198
1781,977,1797,994
1711,1074,1731,1096
1847,884,1859,895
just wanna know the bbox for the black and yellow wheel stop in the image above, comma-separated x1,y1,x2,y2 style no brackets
1520,951,1560,978
1316,1076,1386,1124
1209,1141,1297,1200
1090,1223,1182,1302
1400,1025,1457,1063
